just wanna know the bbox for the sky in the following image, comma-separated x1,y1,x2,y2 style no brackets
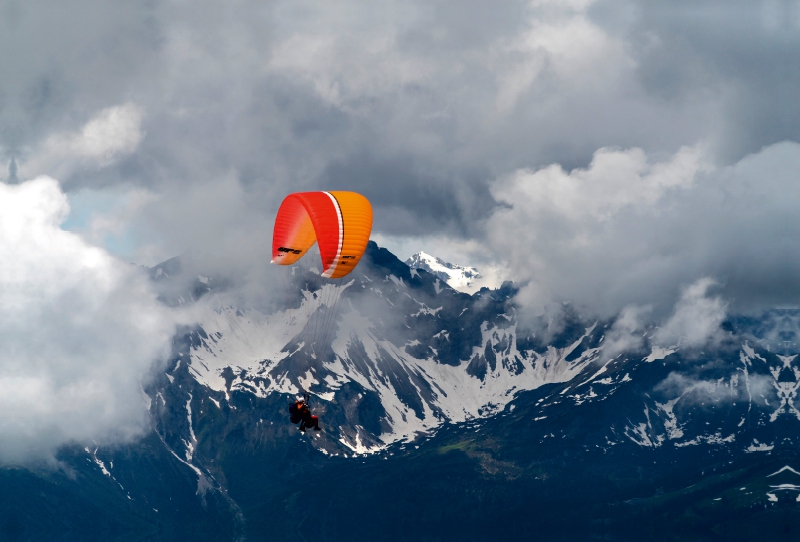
2,0,800,461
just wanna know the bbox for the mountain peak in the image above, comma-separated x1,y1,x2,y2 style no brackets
405,251,481,292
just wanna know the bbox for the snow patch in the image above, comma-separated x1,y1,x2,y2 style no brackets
645,346,676,362
768,465,800,477
406,251,480,292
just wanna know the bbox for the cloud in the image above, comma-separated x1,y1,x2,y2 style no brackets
494,0,629,111
486,144,703,316
602,304,651,360
0,177,174,464
611,0,800,162
485,141,800,319
654,278,727,347
0,0,737,263
654,371,774,405
18,103,144,182
0,0,798,329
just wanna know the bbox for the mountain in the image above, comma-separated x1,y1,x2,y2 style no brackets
2,243,800,541
183,246,592,455
405,251,481,291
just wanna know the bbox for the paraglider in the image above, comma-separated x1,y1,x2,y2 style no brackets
271,191,372,278
289,393,321,432
271,191,373,432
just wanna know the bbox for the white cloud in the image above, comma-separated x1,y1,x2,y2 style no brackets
494,145,701,222
602,304,652,360
486,144,703,314
655,371,773,405
68,103,144,159
495,0,628,110
655,278,727,347
19,103,144,180
484,141,800,320
267,28,432,111
0,177,174,464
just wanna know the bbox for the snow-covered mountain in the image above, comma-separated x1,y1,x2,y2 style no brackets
405,251,481,292
10,243,800,540
182,243,595,455
160,242,800,460
142,245,800,537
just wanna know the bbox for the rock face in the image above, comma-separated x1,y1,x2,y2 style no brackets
405,251,481,291
4,243,800,540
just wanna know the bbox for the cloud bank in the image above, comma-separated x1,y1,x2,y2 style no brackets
0,177,174,464
487,141,800,320
5,0,798,265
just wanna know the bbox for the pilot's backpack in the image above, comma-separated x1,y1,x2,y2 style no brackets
289,402,302,424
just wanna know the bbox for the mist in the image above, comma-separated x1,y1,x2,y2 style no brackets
0,177,175,464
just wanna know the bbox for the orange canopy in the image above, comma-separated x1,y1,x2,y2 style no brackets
271,191,373,279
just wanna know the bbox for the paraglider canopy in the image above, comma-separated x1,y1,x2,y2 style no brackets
271,191,373,279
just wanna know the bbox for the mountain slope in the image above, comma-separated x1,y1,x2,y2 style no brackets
184,242,605,455
405,251,481,291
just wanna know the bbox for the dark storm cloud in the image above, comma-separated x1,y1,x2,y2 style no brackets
593,0,800,162
0,0,161,152
0,0,710,258
4,0,800,299
321,153,494,237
